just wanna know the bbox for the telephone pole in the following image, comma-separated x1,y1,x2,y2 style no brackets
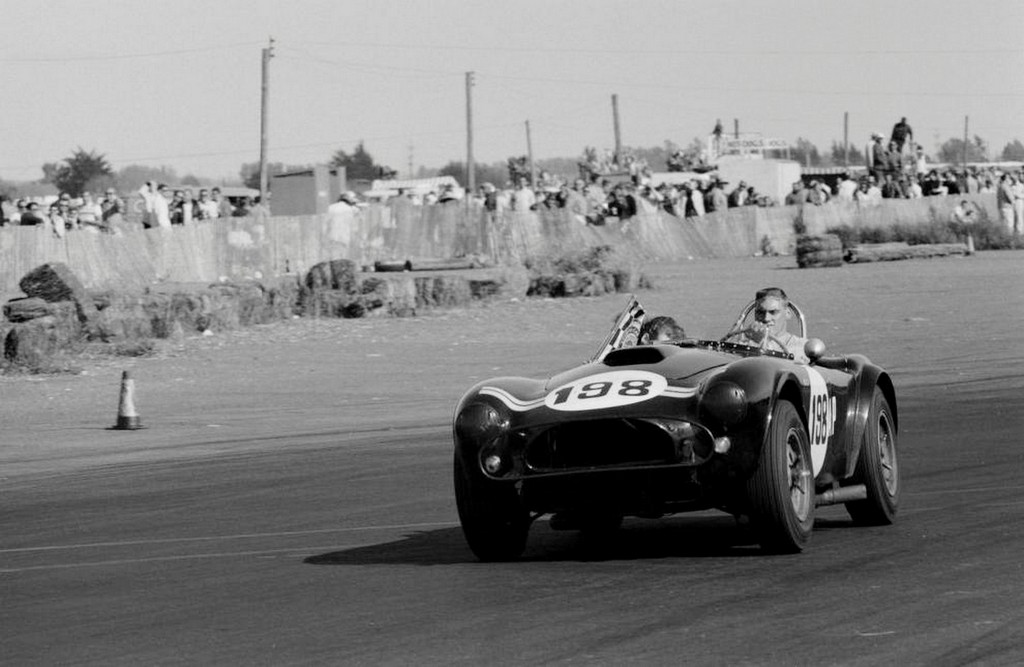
525,120,536,186
466,71,476,195
962,115,969,166
843,111,850,167
611,94,622,162
259,37,274,205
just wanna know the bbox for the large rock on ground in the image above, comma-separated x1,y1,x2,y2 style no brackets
18,263,102,336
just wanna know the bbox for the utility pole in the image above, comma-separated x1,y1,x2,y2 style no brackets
611,94,622,163
259,36,274,206
407,144,414,179
466,71,476,195
525,120,536,186
962,115,969,166
843,111,850,167
733,118,739,139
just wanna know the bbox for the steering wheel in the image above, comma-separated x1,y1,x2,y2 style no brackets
722,328,789,355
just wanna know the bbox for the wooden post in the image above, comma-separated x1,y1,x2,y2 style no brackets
466,72,476,195
843,111,850,167
259,37,274,205
526,120,537,186
612,94,622,163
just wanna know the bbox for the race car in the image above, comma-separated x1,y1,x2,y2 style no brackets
453,296,899,559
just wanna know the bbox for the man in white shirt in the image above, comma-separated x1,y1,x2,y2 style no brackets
138,182,170,228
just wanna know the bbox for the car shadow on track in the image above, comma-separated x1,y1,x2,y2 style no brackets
304,515,857,566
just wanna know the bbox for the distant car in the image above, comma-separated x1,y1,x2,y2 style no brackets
453,296,899,559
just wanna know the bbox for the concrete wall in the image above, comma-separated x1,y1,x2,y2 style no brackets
0,194,998,295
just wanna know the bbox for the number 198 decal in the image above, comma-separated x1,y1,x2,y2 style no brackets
545,370,667,412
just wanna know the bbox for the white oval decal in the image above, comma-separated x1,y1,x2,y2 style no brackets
545,370,667,412
805,367,835,476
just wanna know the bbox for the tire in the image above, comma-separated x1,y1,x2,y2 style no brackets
846,388,899,525
747,400,815,553
454,453,530,561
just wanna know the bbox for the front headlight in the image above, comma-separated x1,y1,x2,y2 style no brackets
701,381,748,426
455,402,509,442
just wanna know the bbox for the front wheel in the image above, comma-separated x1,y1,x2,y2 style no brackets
746,400,815,553
846,388,899,525
454,453,530,561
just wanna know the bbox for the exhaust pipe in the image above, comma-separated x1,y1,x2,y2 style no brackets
815,484,867,506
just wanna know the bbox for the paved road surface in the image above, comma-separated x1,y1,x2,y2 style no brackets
3,253,1023,665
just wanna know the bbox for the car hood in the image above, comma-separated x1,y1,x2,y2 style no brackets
545,344,733,391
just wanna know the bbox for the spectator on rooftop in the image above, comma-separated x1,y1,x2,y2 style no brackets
890,117,913,153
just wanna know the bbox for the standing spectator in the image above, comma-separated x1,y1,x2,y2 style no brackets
880,174,902,199
964,168,980,194
890,117,913,153
510,177,535,212
47,203,67,238
1011,172,1024,235
688,181,706,218
914,146,928,175
139,181,171,228
183,188,195,224
77,191,103,230
195,189,218,220
784,181,808,205
705,178,727,213
886,140,903,176
836,172,858,201
211,187,233,219
169,190,188,225
868,133,888,182
727,181,748,208
996,172,1015,232
561,181,588,224
101,188,125,227
20,201,46,226
807,180,830,205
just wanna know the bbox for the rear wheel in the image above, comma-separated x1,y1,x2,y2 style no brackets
454,453,530,561
747,400,815,553
846,388,899,525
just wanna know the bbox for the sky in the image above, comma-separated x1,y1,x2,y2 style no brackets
2,0,1023,184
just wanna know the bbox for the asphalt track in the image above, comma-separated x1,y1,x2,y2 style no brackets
3,252,1023,665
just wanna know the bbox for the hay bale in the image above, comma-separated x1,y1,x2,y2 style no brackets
4,297,53,323
4,311,84,367
18,262,102,335
796,234,843,268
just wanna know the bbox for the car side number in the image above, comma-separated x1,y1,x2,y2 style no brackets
805,367,835,475
546,371,666,412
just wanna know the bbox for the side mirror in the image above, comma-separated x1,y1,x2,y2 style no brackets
804,338,826,362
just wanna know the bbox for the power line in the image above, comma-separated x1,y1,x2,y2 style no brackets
0,42,263,63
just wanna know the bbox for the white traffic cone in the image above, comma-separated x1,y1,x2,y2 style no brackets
111,370,144,430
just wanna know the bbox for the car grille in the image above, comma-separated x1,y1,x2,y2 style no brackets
524,418,701,472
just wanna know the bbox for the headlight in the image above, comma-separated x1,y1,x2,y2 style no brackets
455,402,509,442
701,381,748,426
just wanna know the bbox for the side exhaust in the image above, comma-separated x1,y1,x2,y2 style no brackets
815,484,867,506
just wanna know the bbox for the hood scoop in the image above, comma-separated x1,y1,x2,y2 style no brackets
603,346,667,366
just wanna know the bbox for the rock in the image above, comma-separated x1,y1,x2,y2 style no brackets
18,263,102,336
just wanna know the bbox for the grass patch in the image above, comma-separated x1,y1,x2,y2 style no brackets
826,217,1018,251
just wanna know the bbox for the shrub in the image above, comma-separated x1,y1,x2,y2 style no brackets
826,217,1015,250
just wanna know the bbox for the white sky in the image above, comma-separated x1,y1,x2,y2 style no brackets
2,0,1022,182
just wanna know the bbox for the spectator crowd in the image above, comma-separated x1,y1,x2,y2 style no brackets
0,184,266,237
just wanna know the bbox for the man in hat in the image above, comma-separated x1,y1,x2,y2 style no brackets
706,177,728,213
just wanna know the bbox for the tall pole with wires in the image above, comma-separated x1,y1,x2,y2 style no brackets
611,94,622,163
466,71,476,195
259,37,274,206
525,120,536,186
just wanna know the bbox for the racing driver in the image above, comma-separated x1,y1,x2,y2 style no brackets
730,287,809,363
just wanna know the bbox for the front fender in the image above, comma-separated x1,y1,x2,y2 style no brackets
843,359,897,478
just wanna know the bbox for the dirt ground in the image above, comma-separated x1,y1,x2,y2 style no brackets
2,251,1022,478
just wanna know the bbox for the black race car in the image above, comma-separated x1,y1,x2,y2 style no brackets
453,296,899,559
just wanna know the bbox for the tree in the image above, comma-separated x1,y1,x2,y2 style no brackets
43,147,113,196
829,140,864,167
116,164,179,192
1000,139,1024,162
330,141,383,181
789,137,823,167
937,135,987,164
